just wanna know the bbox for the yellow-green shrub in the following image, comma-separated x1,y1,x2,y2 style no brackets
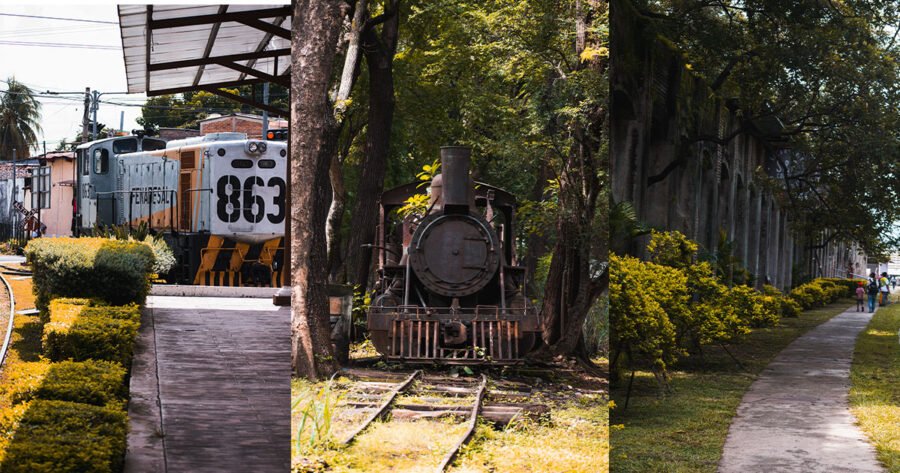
5,361,126,409
609,254,686,378
41,298,91,325
82,305,141,323
25,237,154,310
43,304,140,368
0,400,126,473
726,284,779,328
780,297,802,317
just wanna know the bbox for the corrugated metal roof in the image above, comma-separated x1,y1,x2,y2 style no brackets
118,5,291,97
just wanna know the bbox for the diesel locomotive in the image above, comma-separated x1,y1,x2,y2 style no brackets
367,147,539,363
74,132,286,286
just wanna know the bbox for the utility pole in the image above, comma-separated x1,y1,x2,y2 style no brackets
262,82,270,139
91,90,100,139
11,148,16,241
82,88,91,145
38,141,45,236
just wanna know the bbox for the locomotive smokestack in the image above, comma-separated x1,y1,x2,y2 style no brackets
440,146,472,213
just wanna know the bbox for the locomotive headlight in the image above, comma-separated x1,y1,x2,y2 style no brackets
248,142,259,153
258,142,267,153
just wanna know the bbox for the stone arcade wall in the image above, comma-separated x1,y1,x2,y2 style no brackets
610,4,865,289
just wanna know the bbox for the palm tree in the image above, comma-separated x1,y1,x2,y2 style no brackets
0,78,42,160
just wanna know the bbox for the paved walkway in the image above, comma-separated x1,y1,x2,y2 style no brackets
125,296,290,473
719,306,884,473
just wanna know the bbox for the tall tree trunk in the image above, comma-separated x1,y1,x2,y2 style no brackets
536,0,608,359
326,0,368,283
291,0,347,379
347,1,401,290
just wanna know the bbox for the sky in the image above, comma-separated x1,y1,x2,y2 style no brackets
0,4,147,156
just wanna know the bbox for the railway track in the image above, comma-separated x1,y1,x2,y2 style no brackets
0,271,16,371
333,368,544,472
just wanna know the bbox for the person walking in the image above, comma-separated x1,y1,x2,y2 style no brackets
856,281,866,312
867,273,879,313
880,272,891,306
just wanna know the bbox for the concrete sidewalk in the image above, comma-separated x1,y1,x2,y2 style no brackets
718,306,883,473
125,296,290,473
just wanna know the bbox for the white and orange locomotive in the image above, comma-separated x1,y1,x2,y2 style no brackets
74,132,286,286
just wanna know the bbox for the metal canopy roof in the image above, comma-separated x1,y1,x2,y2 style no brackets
118,4,291,115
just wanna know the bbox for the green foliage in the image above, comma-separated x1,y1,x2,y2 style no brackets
25,237,155,310
583,295,609,357
5,360,126,409
632,0,900,255
144,235,176,275
43,303,141,369
0,77,42,160
293,381,344,454
609,254,685,377
91,223,176,276
788,279,847,310
0,400,126,473
612,231,790,383
646,229,697,269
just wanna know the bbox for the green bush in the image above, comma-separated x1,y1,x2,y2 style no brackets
43,305,140,368
6,361,126,409
727,285,779,328
81,305,141,323
780,297,803,318
40,298,92,325
25,238,154,311
789,278,851,309
609,254,686,378
0,400,126,473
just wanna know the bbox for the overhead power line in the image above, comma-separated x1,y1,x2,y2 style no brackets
0,40,119,50
0,13,118,25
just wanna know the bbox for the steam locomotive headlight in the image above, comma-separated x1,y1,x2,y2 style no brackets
258,142,267,153
248,142,259,153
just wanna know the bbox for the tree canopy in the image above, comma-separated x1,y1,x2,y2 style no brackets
629,0,900,255
0,78,42,160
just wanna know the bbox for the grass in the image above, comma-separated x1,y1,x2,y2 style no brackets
451,401,608,473
292,365,608,473
850,302,900,471
609,299,854,473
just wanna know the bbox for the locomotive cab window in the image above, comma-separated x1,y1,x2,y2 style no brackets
142,138,166,151
112,138,137,154
93,148,109,174
79,149,89,176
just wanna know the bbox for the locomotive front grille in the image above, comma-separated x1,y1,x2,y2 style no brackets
387,318,522,363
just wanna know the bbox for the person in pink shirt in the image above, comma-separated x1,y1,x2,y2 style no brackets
855,281,866,312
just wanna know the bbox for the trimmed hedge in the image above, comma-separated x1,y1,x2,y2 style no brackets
41,298,91,325
25,238,154,311
0,400,127,473
4,361,126,409
788,278,848,310
43,302,140,369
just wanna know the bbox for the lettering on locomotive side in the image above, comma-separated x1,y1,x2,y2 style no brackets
130,186,172,205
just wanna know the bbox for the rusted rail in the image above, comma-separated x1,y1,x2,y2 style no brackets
436,373,487,472
0,271,16,371
340,369,421,445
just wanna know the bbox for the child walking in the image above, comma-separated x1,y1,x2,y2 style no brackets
856,281,866,312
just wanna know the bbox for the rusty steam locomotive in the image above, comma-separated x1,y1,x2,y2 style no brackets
367,147,539,363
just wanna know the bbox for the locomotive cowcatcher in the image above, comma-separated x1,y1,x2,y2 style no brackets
367,147,539,363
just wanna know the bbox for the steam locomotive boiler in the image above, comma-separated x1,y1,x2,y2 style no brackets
368,147,539,363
